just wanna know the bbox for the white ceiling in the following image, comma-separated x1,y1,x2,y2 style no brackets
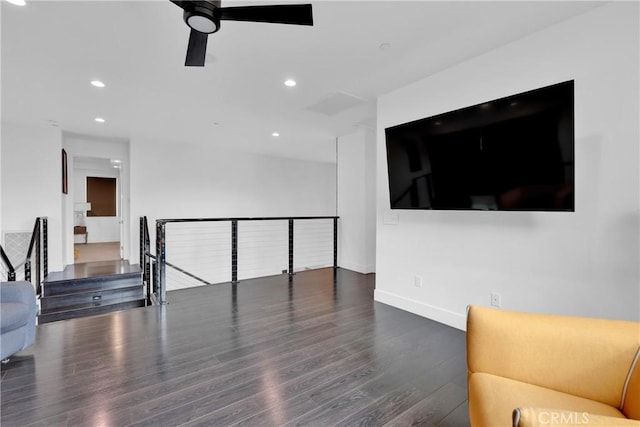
1,1,602,163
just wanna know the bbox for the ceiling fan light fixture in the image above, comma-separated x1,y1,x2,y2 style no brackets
186,14,217,33
184,2,220,34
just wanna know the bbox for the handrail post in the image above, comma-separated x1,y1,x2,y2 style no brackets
42,217,48,278
139,217,144,268
35,223,41,296
156,220,167,304
333,217,338,280
25,260,31,283
288,219,294,278
333,217,338,275
231,220,238,284
144,218,151,304
140,217,149,304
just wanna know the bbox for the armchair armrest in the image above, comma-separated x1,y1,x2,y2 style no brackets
513,408,640,427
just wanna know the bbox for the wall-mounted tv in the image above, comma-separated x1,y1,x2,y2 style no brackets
385,81,574,212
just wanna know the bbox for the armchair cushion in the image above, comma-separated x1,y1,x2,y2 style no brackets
469,373,626,427
513,408,640,427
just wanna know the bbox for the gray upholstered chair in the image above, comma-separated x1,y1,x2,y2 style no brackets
1,281,37,361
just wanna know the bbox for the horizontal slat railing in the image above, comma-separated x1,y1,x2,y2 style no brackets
142,216,338,305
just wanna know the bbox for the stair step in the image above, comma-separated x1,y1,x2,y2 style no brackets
43,272,141,297
40,285,144,311
38,299,146,324
40,292,145,315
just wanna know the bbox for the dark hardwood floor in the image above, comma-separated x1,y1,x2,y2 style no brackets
1,268,469,426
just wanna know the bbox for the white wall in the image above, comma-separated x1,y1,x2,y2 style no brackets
364,127,377,272
130,137,337,284
1,123,64,272
375,3,639,329
337,128,376,273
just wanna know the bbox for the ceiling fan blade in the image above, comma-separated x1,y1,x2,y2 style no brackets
220,4,313,26
169,0,189,10
185,29,208,67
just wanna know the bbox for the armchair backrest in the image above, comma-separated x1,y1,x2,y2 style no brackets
467,305,640,410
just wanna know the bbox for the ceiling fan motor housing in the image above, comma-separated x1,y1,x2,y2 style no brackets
184,0,221,34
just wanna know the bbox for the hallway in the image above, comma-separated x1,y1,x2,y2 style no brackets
74,241,120,263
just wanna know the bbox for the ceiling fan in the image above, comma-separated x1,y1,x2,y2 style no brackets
170,1,313,67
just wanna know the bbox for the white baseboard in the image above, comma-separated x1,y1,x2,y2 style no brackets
339,260,374,274
374,289,467,331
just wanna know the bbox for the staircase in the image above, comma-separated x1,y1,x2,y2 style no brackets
39,261,145,324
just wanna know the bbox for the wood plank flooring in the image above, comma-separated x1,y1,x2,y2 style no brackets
1,268,469,426
74,242,121,264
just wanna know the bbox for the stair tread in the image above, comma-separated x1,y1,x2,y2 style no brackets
44,271,141,284
43,274,143,297
44,261,142,284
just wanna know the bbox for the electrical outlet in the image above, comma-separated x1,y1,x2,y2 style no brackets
491,292,501,307
414,275,423,288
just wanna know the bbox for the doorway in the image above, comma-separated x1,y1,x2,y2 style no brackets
73,157,122,264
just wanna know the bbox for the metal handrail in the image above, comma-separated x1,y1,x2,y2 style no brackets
156,216,339,224
0,245,16,281
25,218,40,259
0,217,48,296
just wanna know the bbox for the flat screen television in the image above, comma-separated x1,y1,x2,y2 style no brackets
385,81,574,211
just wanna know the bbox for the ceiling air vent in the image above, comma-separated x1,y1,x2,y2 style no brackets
306,91,367,116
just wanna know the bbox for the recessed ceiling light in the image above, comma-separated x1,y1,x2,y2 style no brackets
284,79,296,87
6,0,27,6
95,117,105,123
272,132,280,137
379,43,391,51
91,80,105,88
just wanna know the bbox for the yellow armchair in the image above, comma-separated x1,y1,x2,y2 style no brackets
466,305,640,427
